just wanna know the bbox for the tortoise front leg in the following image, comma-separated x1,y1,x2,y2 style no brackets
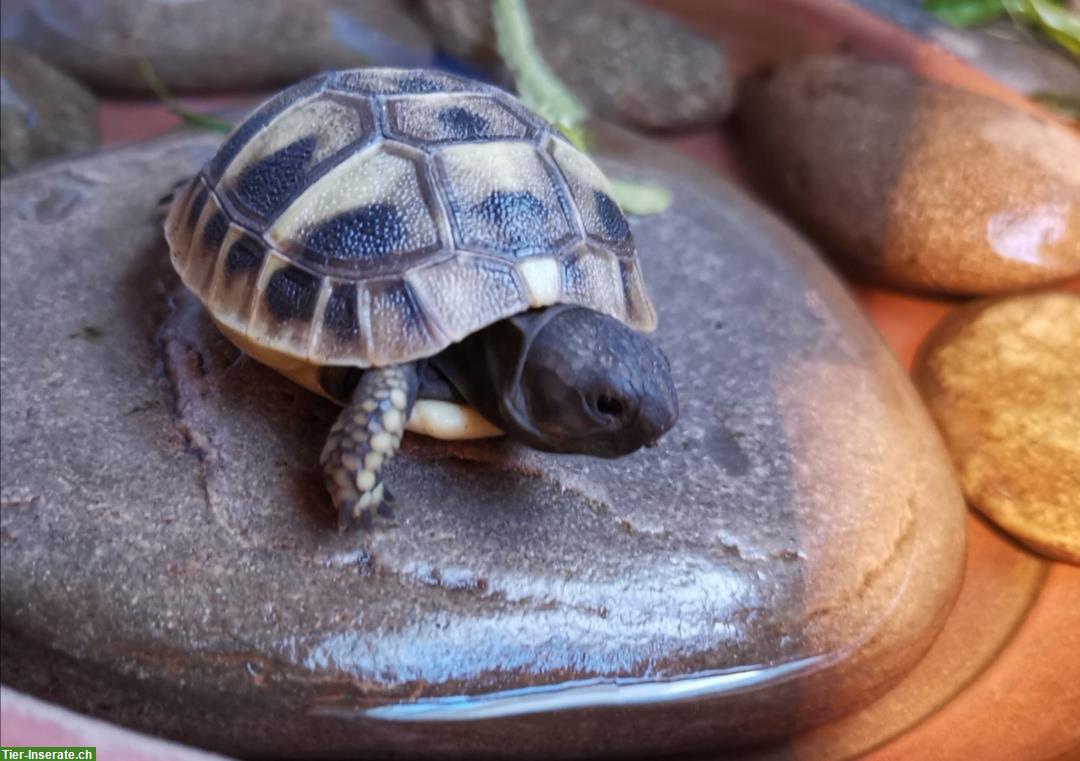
320,363,418,531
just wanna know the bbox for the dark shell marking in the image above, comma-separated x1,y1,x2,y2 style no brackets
164,68,656,368
474,190,552,254
201,212,229,250
302,203,409,265
266,266,320,323
438,107,490,140
324,284,361,341
594,190,631,243
233,135,318,219
207,74,330,181
225,235,265,276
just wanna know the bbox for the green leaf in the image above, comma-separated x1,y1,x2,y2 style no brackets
608,178,673,216
491,0,588,145
922,0,1006,28
1003,0,1080,59
136,57,234,134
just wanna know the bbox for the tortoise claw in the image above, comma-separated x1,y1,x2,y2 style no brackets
336,491,388,532
337,500,358,533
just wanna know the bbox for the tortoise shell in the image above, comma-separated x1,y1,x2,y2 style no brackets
165,68,656,371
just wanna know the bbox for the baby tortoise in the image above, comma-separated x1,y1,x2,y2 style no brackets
165,68,677,529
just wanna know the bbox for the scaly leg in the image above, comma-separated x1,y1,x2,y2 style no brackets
320,363,418,531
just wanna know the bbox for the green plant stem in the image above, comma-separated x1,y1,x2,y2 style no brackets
137,58,233,133
491,0,589,149
489,0,671,215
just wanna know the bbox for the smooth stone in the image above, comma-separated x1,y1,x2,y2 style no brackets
927,20,1080,101
914,291,1080,564
0,0,433,95
0,45,97,177
850,0,1080,97
417,0,734,131
0,123,965,758
737,55,1080,296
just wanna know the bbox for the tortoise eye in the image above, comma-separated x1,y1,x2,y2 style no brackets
595,395,624,419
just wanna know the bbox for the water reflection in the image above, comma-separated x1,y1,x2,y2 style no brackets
986,203,1069,265
349,655,828,721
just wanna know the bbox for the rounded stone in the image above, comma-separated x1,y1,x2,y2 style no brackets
417,0,734,131
928,20,1080,100
0,0,433,95
0,45,97,176
736,55,1080,296
0,124,965,758
914,291,1080,564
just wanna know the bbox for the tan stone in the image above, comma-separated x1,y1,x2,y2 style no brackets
915,291,1080,563
738,55,1080,296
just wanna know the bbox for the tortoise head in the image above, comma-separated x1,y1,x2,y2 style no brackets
499,306,679,457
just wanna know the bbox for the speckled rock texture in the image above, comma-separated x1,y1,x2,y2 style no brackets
0,0,433,94
0,45,97,177
0,124,965,759
417,0,734,131
737,55,1080,297
914,291,1080,564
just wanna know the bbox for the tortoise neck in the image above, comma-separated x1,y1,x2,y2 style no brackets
430,307,575,442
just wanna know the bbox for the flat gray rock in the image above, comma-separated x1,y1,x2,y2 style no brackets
418,0,734,131
0,124,965,759
0,45,98,176
1,0,433,94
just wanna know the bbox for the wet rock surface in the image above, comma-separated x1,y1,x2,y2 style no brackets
418,0,734,131
0,0,433,95
0,125,965,759
0,45,97,176
914,291,1080,564
737,55,1080,297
